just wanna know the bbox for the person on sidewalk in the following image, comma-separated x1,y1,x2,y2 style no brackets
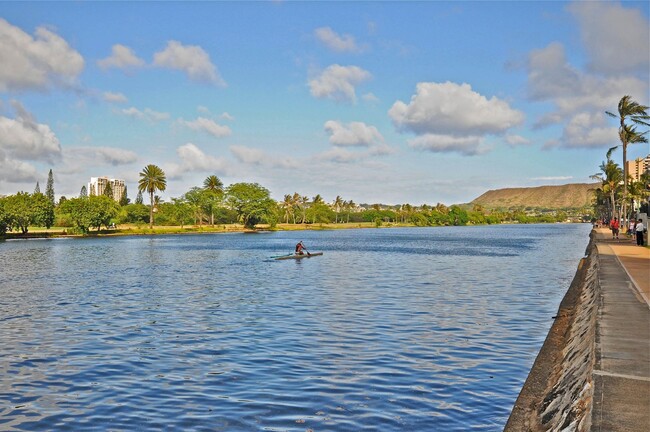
635,219,646,246
610,217,620,239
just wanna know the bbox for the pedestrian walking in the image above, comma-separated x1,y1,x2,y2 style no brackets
635,219,646,246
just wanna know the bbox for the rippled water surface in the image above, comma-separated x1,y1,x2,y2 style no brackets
0,224,591,431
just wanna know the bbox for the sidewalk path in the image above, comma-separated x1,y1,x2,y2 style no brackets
592,228,649,431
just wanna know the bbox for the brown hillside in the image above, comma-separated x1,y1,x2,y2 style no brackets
471,183,598,209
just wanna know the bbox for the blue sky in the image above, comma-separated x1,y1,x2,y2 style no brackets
1,1,648,205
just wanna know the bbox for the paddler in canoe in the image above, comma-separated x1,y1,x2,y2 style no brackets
295,241,310,256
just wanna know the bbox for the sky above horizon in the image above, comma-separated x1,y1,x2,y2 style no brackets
1,1,649,206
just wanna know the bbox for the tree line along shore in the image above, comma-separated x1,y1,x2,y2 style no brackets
1,167,591,239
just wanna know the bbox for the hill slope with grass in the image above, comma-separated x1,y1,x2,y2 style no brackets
471,183,598,210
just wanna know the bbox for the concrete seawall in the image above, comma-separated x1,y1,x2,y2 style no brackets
505,229,650,431
505,234,597,431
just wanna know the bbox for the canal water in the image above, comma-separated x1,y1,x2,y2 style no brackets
0,224,591,431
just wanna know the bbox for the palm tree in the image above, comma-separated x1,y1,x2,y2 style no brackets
203,175,224,193
203,175,224,225
333,195,343,223
138,164,167,228
300,195,309,223
606,96,649,223
281,194,294,224
590,156,623,220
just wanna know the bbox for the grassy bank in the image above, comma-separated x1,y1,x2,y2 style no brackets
2,221,416,240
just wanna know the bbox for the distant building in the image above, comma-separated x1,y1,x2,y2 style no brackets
88,177,125,202
626,155,650,182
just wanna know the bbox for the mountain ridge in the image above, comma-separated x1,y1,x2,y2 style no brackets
471,183,597,209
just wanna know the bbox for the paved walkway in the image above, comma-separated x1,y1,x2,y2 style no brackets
592,228,649,431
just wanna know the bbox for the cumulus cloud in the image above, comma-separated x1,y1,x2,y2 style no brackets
121,107,170,122
526,43,642,148
103,91,128,104
527,43,644,113
324,120,384,147
0,18,84,91
505,134,531,146
230,145,299,169
166,143,229,179
308,64,372,103
545,111,617,149
0,150,39,183
407,134,487,156
0,101,62,163
388,82,523,155
567,1,649,76
314,27,361,53
153,41,226,86
97,44,145,70
389,82,524,136
178,117,232,138
523,2,648,150
71,146,139,166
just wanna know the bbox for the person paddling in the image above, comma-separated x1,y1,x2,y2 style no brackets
295,241,310,256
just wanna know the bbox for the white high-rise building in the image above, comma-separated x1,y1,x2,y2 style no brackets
88,177,125,202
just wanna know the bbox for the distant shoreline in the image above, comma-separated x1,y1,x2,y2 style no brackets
1,221,587,240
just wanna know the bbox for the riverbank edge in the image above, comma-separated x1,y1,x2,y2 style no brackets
1,221,589,241
504,231,598,431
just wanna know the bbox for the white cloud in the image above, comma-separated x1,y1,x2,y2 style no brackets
220,112,235,121
97,44,145,70
546,111,617,149
407,134,487,156
153,41,226,86
526,43,645,114
314,27,361,53
121,107,170,122
0,150,39,183
389,82,524,137
525,41,644,149
103,91,128,104
314,147,365,163
166,143,229,179
567,1,649,76
0,101,62,163
324,120,384,147
230,145,299,169
308,64,372,103
505,134,531,146
72,146,139,166
0,18,84,91
362,92,380,104
178,117,232,138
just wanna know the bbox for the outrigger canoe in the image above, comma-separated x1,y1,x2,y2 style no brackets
274,252,323,260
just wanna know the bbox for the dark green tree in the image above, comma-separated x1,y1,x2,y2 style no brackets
0,198,10,235
80,185,88,198
119,185,130,206
60,195,119,233
225,182,277,228
32,192,55,229
3,192,33,233
183,187,206,225
138,164,167,228
46,169,55,205
103,182,114,199
135,190,144,205
34,182,40,194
